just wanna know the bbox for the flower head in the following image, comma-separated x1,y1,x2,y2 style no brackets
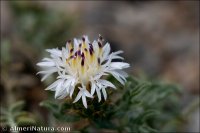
37,35,130,108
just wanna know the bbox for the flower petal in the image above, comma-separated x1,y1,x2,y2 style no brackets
84,90,93,98
115,70,128,78
112,50,123,55
37,61,55,67
91,82,96,95
110,55,124,60
55,86,65,99
45,80,60,91
57,89,69,99
110,62,130,69
102,87,107,100
41,73,51,81
82,95,87,108
96,88,101,102
42,58,53,62
57,75,72,79
102,43,111,61
46,48,62,57
107,70,126,85
55,81,64,98
98,79,116,89
69,86,75,97
73,90,82,103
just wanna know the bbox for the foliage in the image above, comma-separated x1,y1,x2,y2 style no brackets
40,76,182,133
0,101,36,129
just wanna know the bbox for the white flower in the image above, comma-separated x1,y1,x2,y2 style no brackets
37,35,130,108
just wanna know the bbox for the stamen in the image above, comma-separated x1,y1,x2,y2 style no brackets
79,43,82,48
67,40,71,43
66,58,69,63
98,58,100,64
98,42,102,48
81,58,84,66
89,43,94,51
82,37,85,42
70,55,74,59
89,48,93,55
66,40,73,53
75,51,78,56
81,53,85,59
77,50,81,56
70,48,74,53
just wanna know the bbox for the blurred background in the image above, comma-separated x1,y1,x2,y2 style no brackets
1,1,199,132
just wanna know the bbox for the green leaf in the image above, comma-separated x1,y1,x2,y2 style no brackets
139,124,158,133
93,119,116,129
16,116,36,126
10,101,25,113
39,100,59,114
54,113,80,122
41,76,182,132
13,111,30,118
141,110,159,123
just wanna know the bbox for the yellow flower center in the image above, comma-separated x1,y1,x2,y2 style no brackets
66,36,103,85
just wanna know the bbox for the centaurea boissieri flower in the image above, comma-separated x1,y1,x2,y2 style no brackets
37,35,130,108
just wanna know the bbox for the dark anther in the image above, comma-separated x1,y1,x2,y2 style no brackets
98,42,102,48
82,37,85,42
98,58,100,64
89,44,94,51
81,53,85,59
75,51,78,56
77,50,81,56
101,60,107,65
67,40,71,43
89,48,93,55
70,48,74,53
91,46,94,52
81,59,84,66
